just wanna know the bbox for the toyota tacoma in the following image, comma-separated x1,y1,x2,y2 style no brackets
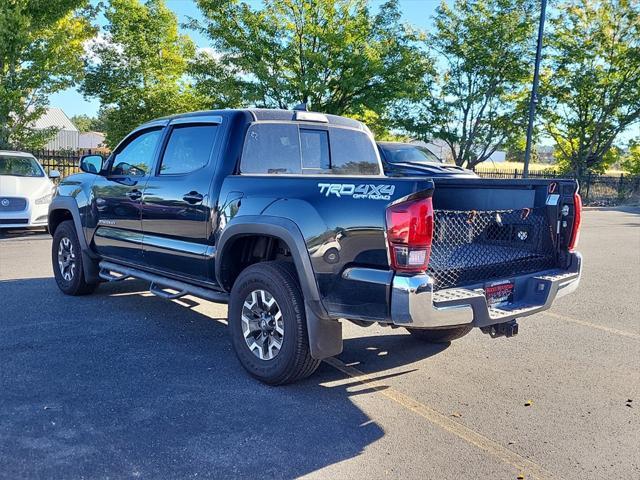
48,109,582,384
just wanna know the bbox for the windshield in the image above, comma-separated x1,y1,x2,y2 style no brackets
0,155,45,177
381,144,442,165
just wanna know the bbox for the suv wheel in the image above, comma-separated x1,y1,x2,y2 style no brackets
52,220,98,295
405,325,473,343
228,261,320,385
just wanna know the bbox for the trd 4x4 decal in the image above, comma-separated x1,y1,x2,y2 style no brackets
318,183,395,200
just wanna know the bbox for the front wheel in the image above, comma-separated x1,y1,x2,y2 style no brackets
406,325,473,343
51,220,98,296
228,261,320,385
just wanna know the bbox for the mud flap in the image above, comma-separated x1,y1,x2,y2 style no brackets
82,250,101,284
305,304,343,359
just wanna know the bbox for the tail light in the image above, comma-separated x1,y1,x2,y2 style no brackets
385,196,434,272
569,193,582,251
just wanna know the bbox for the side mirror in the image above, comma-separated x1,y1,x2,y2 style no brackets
49,169,61,179
111,162,145,178
80,154,105,175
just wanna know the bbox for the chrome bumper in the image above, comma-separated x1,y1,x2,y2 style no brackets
391,275,474,327
390,252,582,329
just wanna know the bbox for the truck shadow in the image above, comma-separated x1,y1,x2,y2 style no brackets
0,277,447,479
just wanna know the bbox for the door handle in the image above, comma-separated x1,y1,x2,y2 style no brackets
126,189,142,200
183,191,204,204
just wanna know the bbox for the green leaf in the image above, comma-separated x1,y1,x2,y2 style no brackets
541,0,640,177
0,0,95,149
192,0,434,131
82,0,205,147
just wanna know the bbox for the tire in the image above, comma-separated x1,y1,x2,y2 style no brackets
228,261,321,385
406,325,473,343
52,220,98,296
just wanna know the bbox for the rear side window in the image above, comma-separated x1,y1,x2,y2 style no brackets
300,129,330,170
241,123,301,174
240,122,381,175
159,124,218,175
329,128,380,175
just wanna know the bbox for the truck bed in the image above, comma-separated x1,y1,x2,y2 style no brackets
428,178,577,290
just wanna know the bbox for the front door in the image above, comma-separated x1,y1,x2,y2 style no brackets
92,127,164,264
140,120,221,281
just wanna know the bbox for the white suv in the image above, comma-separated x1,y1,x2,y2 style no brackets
0,151,60,230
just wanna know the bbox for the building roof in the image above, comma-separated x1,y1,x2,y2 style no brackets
79,131,106,138
32,108,78,131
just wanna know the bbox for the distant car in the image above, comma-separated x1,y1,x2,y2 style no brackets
377,141,476,177
0,151,60,230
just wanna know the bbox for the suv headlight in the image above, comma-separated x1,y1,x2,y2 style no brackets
35,193,53,205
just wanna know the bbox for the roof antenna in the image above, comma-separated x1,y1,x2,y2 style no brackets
293,102,308,111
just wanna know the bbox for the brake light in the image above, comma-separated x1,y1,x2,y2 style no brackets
569,193,582,251
385,196,434,272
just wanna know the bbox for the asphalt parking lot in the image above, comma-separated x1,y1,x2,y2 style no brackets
0,208,638,480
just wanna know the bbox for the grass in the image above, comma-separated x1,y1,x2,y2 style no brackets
474,161,627,176
474,161,557,173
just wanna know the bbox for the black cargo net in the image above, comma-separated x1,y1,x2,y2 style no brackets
428,207,557,290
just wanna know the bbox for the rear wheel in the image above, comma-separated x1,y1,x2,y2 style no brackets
52,220,98,295
228,261,320,385
406,325,473,343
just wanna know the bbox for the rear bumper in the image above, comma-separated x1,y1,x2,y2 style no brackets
390,252,582,329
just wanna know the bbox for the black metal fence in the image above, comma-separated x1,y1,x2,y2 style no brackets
25,149,99,178
475,167,640,206
18,150,640,206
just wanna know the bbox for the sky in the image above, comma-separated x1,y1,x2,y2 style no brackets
48,0,444,117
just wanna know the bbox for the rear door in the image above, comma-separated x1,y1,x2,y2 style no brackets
140,116,222,281
92,127,164,263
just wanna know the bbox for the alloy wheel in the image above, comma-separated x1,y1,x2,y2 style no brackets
57,237,76,282
241,289,284,360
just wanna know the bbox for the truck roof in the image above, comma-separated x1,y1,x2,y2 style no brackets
138,108,368,132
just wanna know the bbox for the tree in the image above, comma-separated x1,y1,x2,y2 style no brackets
542,0,640,177
621,139,640,176
503,132,545,163
83,0,204,147
0,0,93,149
70,114,92,132
191,0,433,128
396,0,536,169
71,110,108,132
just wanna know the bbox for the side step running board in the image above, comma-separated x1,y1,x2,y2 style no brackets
149,282,188,300
98,260,229,304
99,269,131,282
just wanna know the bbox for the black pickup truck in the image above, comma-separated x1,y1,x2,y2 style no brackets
48,109,582,384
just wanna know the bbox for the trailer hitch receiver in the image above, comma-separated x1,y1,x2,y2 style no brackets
481,320,519,338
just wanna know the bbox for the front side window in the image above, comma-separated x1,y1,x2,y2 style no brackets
111,128,162,177
241,123,301,174
159,125,218,175
0,156,44,177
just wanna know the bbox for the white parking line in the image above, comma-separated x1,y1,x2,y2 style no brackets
544,311,640,341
